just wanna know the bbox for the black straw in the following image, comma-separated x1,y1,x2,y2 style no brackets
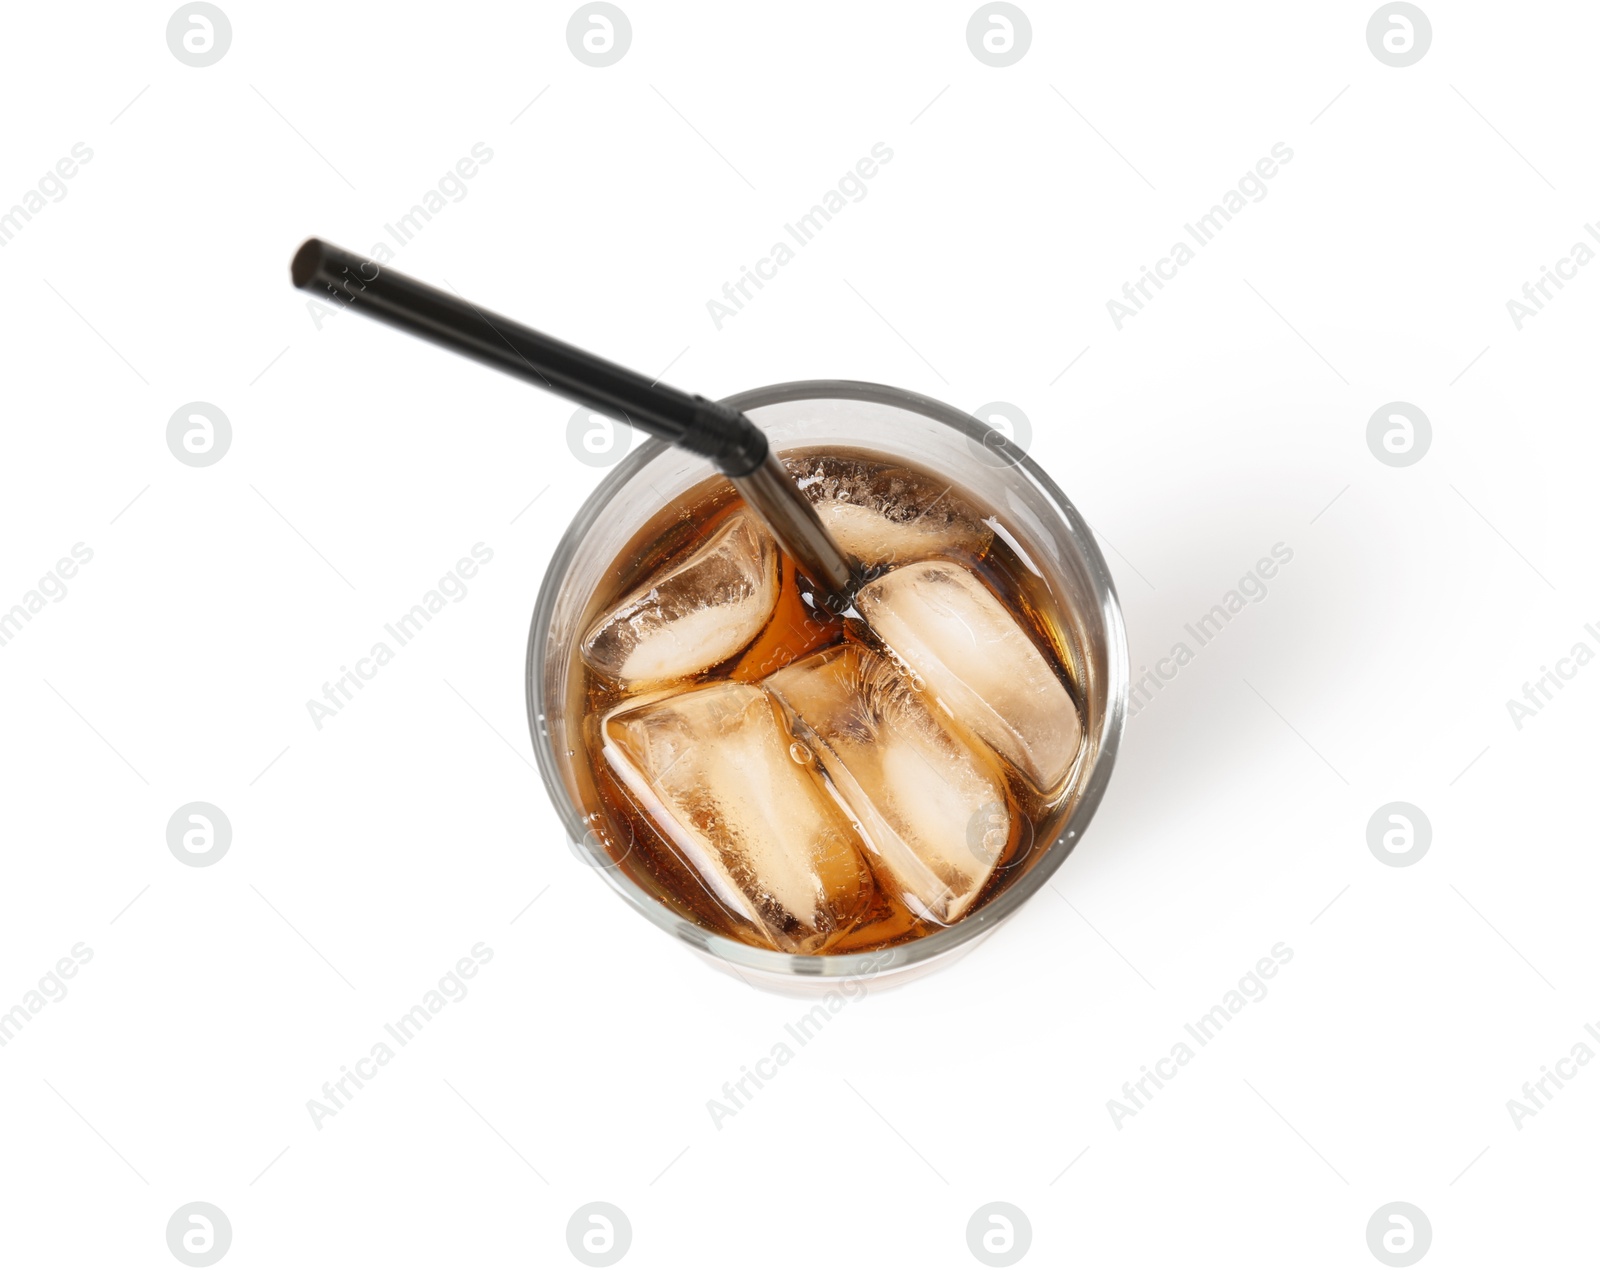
289,238,855,600
291,238,767,477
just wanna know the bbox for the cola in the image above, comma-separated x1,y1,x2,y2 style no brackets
573,447,1086,955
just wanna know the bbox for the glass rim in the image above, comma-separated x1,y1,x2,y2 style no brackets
527,378,1130,980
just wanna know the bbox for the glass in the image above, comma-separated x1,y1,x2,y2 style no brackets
528,381,1128,992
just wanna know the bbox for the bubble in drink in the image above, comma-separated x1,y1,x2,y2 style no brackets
577,448,1085,955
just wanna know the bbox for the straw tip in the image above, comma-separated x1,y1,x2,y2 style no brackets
290,238,326,289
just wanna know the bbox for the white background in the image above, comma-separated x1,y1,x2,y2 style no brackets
1,1,1596,1265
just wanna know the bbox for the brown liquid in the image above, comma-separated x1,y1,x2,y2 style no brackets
573,446,1085,954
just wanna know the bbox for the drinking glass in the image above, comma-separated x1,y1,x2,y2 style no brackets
528,380,1128,992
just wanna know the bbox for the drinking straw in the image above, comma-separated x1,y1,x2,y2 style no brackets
290,238,854,600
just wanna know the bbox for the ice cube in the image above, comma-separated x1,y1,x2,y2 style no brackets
782,453,993,568
767,644,1011,924
602,681,874,953
580,512,778,686
856,561,1082,793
